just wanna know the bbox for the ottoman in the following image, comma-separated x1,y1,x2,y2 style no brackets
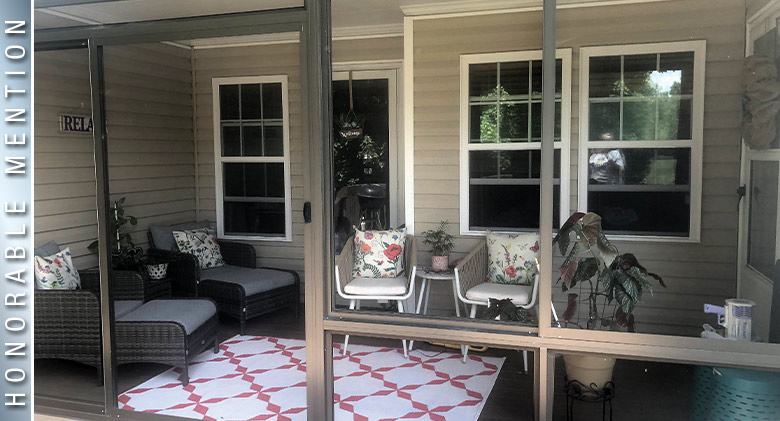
116,299,219,385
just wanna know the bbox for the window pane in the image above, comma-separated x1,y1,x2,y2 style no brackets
658,97,692,140
499,103,528,141
660,51,694,95
588,190,689,235
589,56,621,98
499,61,529,97
469,63,497,97
531,102,542,140
263,124,284,156
262,82,283,119
622,99,656,140
748,161,779,278
531,60,543,96
219,84,240,120
589,101,620,140
470,184,560,230
242,124,263,156
240,83,262,119
623,53,658,97
470,104,498,142
555,101,561,140
223,163,246,197
221,124,241,156
588,148,690,186
224,201,285,235
224,163,285,198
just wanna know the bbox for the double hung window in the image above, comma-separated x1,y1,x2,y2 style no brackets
579,42,705,240
213,76,292,240
460,50,571,234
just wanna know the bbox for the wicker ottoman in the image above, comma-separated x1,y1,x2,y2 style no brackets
116,299,219,385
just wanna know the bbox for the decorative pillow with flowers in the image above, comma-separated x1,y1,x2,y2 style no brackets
486,231,540,285
173,228,225,269
352,227,406,278
34,247,81,290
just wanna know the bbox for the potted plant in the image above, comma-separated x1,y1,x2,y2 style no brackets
421,220,455,272
141,253,172,280
88,197,142,270
554,212,665,390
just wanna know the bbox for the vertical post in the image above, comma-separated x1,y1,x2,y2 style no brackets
88,38,117,410
303,0,334,419
539,1,557,419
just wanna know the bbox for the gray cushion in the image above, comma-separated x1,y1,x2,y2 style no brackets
115,300,143,319
150,220,212,251
201,265,295,296
118,299,216,335
34,241,60,258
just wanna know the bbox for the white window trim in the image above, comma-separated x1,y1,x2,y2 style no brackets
459,49,572,236
577,41,706,243
212,75,293,242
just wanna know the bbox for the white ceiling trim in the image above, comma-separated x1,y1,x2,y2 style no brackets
401,0,677,17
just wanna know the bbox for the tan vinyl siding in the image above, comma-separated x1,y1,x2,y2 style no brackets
34,44,195,269
413,0,744,335
333,37,403,62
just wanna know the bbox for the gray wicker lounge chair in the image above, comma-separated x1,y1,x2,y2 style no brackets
148,222,300,335
33,242,219,386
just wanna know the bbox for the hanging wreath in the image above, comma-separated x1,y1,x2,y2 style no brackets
336,71,364,139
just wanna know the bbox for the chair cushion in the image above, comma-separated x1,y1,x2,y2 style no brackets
34,241,60,258
34,247,81,290
486,231,540,285
352,227,406,278
465,282,533,306
150,220,212,251
118,299,216,335
173,228,225,269
115,300,143,319
344,276,408,296
201,265,295,297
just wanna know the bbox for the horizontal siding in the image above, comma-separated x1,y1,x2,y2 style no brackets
413,0,744,336
34,44,195,269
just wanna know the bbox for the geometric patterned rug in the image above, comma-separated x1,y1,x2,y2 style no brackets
119,335,504,421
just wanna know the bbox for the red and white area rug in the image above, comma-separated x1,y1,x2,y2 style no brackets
119,335,504,421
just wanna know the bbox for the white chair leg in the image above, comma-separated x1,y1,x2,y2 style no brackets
397,300,409,359
523,350,529,374
343,299,356,355
462,304,479,363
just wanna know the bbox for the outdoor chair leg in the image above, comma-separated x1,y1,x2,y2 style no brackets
214,337,219,354
97,366,103,387
397,300,409,359
240,317,246,336
462,304,479,363
343,299,356,355
181,365,189,387
523,350,529,373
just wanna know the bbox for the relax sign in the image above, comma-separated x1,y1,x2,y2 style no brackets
58,114,93,133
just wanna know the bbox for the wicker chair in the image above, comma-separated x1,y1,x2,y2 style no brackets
34,269,219,386
335,235,417,357
148,223,300,335
454,239,540,369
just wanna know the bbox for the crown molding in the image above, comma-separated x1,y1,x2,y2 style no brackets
401,0,676,17
333,23,404,40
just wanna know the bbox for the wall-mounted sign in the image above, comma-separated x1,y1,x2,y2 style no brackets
59,114,93,133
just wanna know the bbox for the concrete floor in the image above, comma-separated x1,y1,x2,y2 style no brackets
34,307,694,420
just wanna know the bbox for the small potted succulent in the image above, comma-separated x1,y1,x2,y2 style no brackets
421,220,455,272
554,212,665,391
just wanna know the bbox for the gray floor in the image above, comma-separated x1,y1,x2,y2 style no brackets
34,307,694,420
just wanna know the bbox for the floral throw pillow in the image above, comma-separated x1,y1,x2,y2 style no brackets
486,231,540,285
173,228,225,269
352,227,406,278
35,247,81,290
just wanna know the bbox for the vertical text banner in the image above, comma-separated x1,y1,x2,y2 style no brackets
1,1,32,420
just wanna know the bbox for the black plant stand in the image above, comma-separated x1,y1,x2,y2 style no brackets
564,376,615,421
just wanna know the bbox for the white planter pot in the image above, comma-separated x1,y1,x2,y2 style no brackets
145,263,169,280
431,255,449,272
563,354,616,391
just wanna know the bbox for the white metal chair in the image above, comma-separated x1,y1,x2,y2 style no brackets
454,239,540,370
335,235,417,358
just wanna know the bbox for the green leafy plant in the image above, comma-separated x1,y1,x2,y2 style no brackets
421,220,455,257
88,197,141,270
555,212,665,331
482,298,532,323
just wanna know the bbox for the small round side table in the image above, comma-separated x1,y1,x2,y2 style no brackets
414,266,467,317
